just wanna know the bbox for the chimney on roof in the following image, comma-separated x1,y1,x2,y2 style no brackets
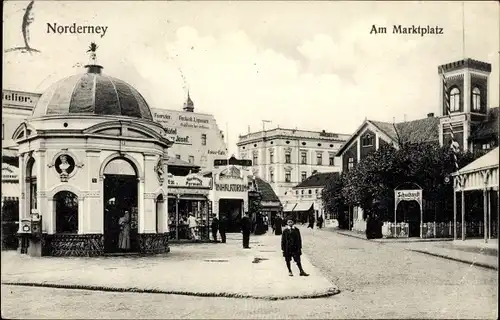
427,112,435,118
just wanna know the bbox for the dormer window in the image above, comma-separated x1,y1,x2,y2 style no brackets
472,87,481,111
450,87,460,112
361,133,373,147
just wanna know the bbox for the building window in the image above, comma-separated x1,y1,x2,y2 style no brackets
176,154,181,160
285,171,291,183
270,170,274,183
308,189,312,194
482,143,491,150
188,155,195,164
329,155,335,166
295,190,298,195
2,123,4,140
201,134,207,145
316,153,323,165
315,189,318,194
270,151,274,164
348,157,354,169
361,133,373,147
301,171,307,181
450,87,460,112
253,153,258,165
301,151,307,164
301,190,304,195
285,152,291,164
472,87,481,111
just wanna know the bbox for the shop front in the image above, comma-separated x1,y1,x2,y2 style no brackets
167,173,212,241
210,165,250,233
2,163,20,250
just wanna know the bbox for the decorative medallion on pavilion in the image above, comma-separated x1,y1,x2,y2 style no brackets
51,154,77,182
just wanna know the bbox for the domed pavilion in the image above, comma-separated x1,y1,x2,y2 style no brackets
13,49,173,256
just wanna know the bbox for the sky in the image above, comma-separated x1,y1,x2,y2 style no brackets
3,1,499,155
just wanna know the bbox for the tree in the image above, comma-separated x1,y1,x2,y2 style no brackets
339,141,486,222
321,173,348,228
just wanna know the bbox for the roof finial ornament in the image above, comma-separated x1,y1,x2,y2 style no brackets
85,42,103,74
87,42,98,64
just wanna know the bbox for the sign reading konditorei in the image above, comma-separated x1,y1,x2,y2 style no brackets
215,183,248,192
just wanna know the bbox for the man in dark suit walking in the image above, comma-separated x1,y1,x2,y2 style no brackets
219,215,227,243
241,213,252,249
281,217,309,277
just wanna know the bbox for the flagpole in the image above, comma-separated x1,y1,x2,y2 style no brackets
462,2,466,59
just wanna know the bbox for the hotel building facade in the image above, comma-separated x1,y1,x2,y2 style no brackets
236,128,349,201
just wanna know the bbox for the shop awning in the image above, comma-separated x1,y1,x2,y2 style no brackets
2,182,20,201
283,203,297,212
294,202,313,212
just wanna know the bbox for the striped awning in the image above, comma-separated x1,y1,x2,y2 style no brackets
283,202,297,212
2,182,20,201
294,202,313,212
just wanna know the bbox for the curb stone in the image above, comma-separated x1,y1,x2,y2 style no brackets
333,230,497,270
1,282,341,300
408,250,498,271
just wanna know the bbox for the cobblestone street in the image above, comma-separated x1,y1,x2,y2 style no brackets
2,228,498,319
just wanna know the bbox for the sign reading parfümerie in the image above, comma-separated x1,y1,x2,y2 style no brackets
215,183,248,192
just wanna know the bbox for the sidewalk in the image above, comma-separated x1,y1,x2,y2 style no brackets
330,228,498,270
1,233,339,300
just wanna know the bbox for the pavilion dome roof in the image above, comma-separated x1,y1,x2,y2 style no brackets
32,64,153,121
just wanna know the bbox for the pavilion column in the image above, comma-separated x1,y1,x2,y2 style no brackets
453,186,457,240
483,186,488,243
461,187,466,241
487,189,491,240
138,177,145,233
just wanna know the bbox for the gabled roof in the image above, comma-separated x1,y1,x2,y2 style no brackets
254,177,280,202
294,172,339,189
336,116,440,156
470,107,499,140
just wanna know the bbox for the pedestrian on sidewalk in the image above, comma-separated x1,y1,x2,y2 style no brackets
317,215,324,229
187,213,199,241
241,213,252,249
219,215,227,243
281,217,309,277
274,214,283,235
211,216,219,242
307,213,315,229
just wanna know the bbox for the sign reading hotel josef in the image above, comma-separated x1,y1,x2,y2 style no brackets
215,183,248,192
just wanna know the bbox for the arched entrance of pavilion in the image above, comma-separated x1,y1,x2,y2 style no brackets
102,157,139,253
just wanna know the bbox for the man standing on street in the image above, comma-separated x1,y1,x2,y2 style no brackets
187,213,199,241
211,215,219,242
241,213,252,249
219,215,227,243
281,217,309,277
